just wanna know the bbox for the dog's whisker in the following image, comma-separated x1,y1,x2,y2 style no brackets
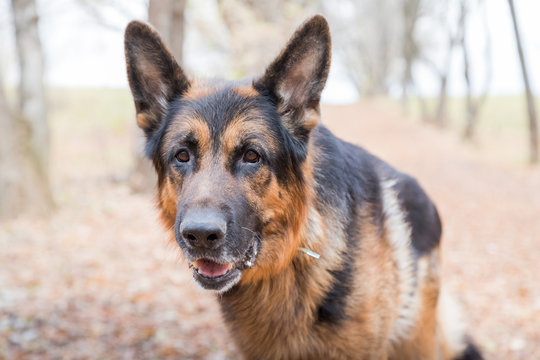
241,227,257,235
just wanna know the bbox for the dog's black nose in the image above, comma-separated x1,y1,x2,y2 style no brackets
180,209,226,249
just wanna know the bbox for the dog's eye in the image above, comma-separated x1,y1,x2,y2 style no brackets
175,149,190,163
243,149,260,163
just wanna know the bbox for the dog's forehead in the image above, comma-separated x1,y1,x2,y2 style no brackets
184,79,258,100
163,82,279,150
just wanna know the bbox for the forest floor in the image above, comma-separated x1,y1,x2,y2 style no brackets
1,96,539,359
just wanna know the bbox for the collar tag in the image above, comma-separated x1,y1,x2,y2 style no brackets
298,247,320,259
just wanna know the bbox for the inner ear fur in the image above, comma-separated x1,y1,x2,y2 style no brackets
124,20,190,138
254,15,331,139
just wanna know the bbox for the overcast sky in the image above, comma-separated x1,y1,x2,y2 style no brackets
0,0,539,104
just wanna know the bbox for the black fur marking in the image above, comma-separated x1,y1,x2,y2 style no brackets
316,257,354,325
145,109,174,186
312,127,374,326
453,340,484,360
395,175,442,254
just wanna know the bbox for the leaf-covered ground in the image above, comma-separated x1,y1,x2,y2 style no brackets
1,98,539,359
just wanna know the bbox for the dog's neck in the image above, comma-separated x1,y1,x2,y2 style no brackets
217,202,348,357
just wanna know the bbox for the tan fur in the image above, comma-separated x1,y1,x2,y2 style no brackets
233,85,259,98
162,114,211,152
221,114,279,156
157,177,178,230
240,169,307,284
135,113,151,134
183,79,219,100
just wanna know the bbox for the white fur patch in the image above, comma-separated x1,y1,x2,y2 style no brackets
157,95,168,114
438,287,467,357
380,179,419,344
304,204,325,243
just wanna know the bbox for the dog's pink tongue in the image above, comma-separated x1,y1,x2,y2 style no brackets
195,259,230,278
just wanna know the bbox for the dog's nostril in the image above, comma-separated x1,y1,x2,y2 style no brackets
180,209,227,248
181,227,225,248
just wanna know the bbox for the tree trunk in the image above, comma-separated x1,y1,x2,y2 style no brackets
0,0,52,219
130,0,187,192
401,0,421,113
435,74,448,127
13,0,48,171
459,0,475,139
434,26,457,129
433,4,461,129
462,43,484,140
463,101,479,140
461,0,491,140
416,88,429,122
508,0,538,164
148,0,186,61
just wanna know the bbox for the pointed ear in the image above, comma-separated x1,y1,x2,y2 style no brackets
124,20,190,138
254,15,331,141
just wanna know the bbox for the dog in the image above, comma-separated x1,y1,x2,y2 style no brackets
124,15,482,360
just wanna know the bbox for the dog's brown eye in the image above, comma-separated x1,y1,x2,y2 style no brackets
243,149,260,163
175,149,190,163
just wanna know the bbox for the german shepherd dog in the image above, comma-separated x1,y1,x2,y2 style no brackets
124,15,482,360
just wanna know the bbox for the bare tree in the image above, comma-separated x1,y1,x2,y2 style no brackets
416,0,461,127
433,26,458,127
0,0,53,219
364,0,394,96
130,0,187,192
323,0,401,97
77,0,140,31
401,0,422,111
508,0,538,164
461,0,491,140
217,0,312,78
148,0,186,60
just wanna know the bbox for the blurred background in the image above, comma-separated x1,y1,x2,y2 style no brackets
0,0,539,358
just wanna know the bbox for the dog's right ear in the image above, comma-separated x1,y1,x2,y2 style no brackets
254,15,331,143
124,21,189,138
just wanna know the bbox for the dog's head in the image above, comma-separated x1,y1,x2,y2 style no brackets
124,15,331,292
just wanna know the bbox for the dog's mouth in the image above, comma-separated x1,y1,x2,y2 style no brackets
193,259,233,278
188,237,260,292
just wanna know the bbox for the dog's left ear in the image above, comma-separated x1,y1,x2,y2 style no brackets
255,15,331,141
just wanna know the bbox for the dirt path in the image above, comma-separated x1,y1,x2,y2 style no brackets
1,101,538,359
